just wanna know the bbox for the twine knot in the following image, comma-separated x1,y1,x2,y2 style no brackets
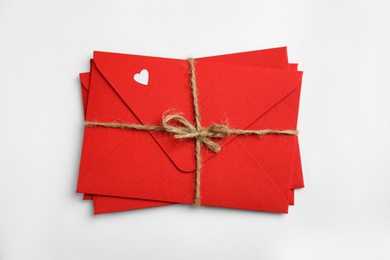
162,114,229,153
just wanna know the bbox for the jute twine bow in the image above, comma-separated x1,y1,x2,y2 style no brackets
84,57,298,206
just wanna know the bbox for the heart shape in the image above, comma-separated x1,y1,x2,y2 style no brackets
133,69,149,86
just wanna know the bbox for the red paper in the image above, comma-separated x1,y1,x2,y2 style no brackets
77,47,304,214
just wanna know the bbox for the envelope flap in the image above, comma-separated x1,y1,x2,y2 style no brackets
195,60,302,153
79,72,90,91
92,51,302,173
93,51,197,172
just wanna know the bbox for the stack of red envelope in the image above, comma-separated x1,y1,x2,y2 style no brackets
77,46,304,214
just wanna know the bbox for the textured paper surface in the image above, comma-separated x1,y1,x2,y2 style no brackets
77,47,303,213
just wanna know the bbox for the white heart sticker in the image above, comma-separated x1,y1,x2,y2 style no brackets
133,69,149,86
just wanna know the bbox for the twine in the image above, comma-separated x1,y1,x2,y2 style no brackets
84,58,298,206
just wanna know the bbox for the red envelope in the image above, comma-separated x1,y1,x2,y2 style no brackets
79,72,92,201
80,69,174,210
79,49,304,213
77,47,303,213
79,50,304,214
79,47,304,212
80,70,301,211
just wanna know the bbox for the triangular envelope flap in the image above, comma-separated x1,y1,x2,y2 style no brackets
195,59,302,152
92,51,301,173
79,72,90,91
79,72,90,119
80,59,94,91
93,51,196,172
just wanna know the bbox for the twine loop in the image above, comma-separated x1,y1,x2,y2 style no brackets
162,114,229,153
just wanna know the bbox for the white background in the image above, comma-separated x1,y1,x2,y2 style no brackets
0,0,389,259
